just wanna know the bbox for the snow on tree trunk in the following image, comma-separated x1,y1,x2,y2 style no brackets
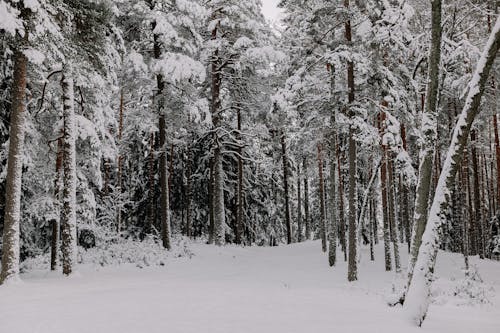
0,48,27,285
404,16,500,326
407,0,442,285
61,67,77,276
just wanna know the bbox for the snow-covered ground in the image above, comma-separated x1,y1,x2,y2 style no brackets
1,240,499,333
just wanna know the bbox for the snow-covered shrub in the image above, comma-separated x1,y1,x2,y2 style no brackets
78,236,194,268
432,267,495,307
19,237,194,273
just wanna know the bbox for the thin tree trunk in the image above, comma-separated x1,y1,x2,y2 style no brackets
297,163,303,242
211,23,225,246
0,47,28,284
236,108,244,244
282,132,292,244
186,149,192,237
337,142,347,261
317,143,327,252
379,112,392,271
328,64,338,266
303,157,310,240
117,89,124,233
51,136,64,271
388,154,401,272
147,132,155,233
159,115,171,250
344,0,358,282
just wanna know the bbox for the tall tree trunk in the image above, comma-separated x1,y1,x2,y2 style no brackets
282,132,292,244
116,89,124,233
400,124,411,252
404,17,500,325
61,68,77,276
0,47,28,284
470,130,484,258
159,115,171,250
235,108,244,244
407,0,443,286
337,142,347,261
147,132,155,233
303,157,310,240
388,155,401,272
297,163,303,242
186,148,192,237
208,157,215,244
379,112,392,271
344,0,357,282
317,143,327,252
211,23,225,246
328,64,338,266
51,136,64,271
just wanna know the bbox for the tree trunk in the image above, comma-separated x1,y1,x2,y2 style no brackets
404,16,500,325
211,23,225,246
282,132,292,244
344,0,357,282
407,0,443,286
51,136,64,271
317,143,327,252
297,163,303,242
303,157,310,240
379,112,392,271
116,89,124,233
470,130,484,258
61,68,77,276
388,154,401,272
147,132,155,233
328,64,338,266
236,108,244,244
337,142,347,261
208,157,215,244
159,115,171,250
0,47,28,284
186,149,192,237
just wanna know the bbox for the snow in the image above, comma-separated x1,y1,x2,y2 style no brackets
1,241,499,333
0,1,22,35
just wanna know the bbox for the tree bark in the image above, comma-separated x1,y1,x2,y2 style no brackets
51,136,64,271
303,157,310,240
407,0,442,286
282,132,292,244
0,47,28,284
317,143,327,252
328,64,338,266
344,0,357,282
235,108,244,244
61,67,77,276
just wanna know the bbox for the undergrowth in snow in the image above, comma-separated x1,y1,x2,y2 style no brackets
20,236,194,272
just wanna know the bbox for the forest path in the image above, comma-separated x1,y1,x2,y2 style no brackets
0,241,499,333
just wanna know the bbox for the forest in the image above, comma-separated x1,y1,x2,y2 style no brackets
0,0,499,332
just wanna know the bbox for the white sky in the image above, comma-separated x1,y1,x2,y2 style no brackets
261,0,282,22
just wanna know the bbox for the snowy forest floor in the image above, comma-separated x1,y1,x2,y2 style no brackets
1,240,499,333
